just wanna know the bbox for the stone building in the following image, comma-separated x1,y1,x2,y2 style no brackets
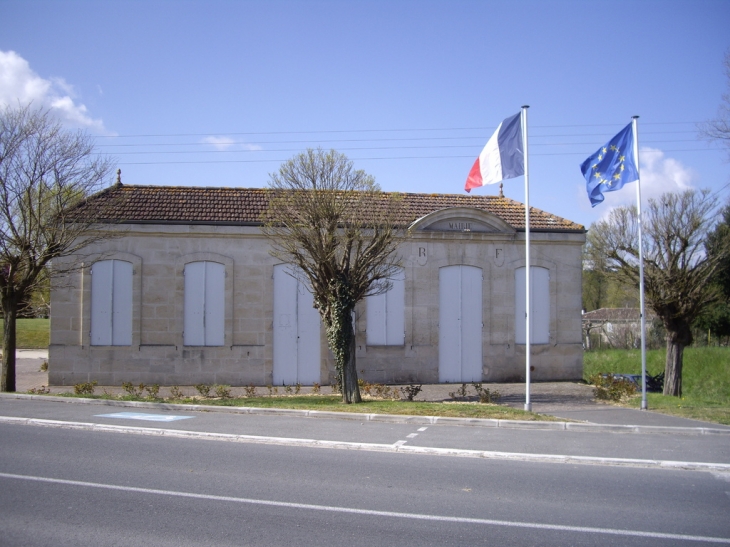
49,183,585,387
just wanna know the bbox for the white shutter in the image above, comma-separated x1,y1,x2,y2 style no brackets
460,266,482,381
111,260,133,345
366,268,405,346
273,264,298,384
296,278,321,384
366,293,387,345
531,267,550,344
204,262,225,346
90,260,113,346
385,269,405,345
184,262,206,346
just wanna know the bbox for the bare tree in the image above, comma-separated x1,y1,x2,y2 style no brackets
699,50,730,159
587,189,729,396
263,149,405,404
0,105,115,391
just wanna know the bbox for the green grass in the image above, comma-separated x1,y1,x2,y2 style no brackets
584,346,730,425
0,318,49,348
54,392,558,421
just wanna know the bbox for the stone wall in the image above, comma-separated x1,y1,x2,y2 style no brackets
49,218,584,386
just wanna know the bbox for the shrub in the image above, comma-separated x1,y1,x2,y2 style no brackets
244,384,257,397
589,373,637,402
449,384,468,400
169,386,184,399
27,385,49,394
144,384,160,399
472,383,501,404
74,381,97,396
195,384,212,397
39,361,48,372
214,384,232,399
294,382,302,394
400,384,422,401
312,383,321,394
122,382,145,397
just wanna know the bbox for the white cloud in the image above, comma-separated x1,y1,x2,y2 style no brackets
202,136,263,151
593,146,696,219
203,136,236,150
0,50,107,133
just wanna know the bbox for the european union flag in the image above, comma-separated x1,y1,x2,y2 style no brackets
580,123,639,207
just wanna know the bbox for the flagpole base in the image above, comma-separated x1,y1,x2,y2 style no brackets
524,403,532,412
641,399,648,411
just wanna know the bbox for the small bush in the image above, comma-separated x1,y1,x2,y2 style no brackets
39,361,48,372
195,384,212,397
27,385,50,394
144,384,160,399
74,381,97,396
266,385,279,396
449,383,468,400
244,384,257,397
169,386,184,399
294,382,302,395
472,383,500,404
589,374,637,402
284,384,293,395
214,384,232,398
122,382,145,397
312,383,321,394
400,384,422,402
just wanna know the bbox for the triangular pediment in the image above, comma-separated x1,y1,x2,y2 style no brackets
409,207,515,233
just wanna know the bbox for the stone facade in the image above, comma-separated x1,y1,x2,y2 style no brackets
49,186,585,387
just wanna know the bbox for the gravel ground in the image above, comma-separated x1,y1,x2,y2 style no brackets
10,349,597,411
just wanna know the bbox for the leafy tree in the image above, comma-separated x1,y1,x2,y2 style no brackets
263,149,405,403
695,203,730,344
0,105,114,391
699,50,730,159
587,189,729,396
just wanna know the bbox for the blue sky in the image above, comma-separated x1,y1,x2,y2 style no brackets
1,0,728,229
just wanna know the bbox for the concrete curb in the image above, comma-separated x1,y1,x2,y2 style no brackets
2,392,729,436
2,414,729,472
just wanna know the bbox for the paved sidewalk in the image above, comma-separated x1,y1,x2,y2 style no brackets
9,349,730,431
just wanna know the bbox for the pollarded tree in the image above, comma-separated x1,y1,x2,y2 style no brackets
588,189,729,396
263,149,405,404
0,105,115,392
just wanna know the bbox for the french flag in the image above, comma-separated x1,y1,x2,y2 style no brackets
465,112,524,192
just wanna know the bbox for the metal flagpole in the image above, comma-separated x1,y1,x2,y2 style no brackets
632,116,648,410
522,105,531,412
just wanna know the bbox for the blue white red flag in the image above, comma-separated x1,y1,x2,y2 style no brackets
465,112,524,192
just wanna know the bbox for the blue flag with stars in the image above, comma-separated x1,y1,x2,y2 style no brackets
581,123,639,207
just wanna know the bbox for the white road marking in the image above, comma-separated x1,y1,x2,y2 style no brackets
2,415,730,472
417,427,428,432
406,433,418,438
96,412,193,422
1,472,728,544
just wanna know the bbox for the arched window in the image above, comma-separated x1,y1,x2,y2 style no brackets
184,261,225,346
366,268,405,346
90,260,132,346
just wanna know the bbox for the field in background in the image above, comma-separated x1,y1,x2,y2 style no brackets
584,347,730,424
0,318,50,349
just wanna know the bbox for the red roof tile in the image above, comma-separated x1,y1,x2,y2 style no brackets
78,183,584,232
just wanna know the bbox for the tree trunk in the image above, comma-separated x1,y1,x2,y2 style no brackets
342,320,361,404
663,321,692,397
323,301,362,404
1,296,18,392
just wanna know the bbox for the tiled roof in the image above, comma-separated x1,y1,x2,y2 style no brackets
78,183,584,232
582,308,656,322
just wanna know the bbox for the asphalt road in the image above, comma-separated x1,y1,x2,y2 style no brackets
1,401,729,546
